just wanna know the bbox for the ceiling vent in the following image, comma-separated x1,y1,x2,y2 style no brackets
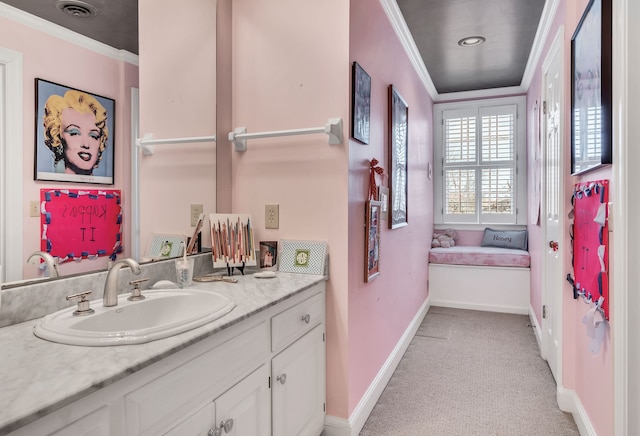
56,0,99,18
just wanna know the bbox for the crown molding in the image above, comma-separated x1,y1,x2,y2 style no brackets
379,0,438,100
434,86,526,103
521,0,561,90
0,2,138,66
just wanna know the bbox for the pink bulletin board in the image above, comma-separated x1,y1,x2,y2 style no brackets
571,180,609,319
40,189,123,263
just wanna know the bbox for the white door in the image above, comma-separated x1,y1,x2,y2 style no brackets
541,27,564,382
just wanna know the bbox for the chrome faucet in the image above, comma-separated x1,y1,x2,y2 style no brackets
103,258,141,307
27,251,59,278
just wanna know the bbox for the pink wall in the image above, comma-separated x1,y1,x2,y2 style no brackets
527,0,613,433
563,0,614,433
142,0,614,431
138,0,217,253
348,0,432,416
0,13,138,279
230,0,351,417
230,0,431,419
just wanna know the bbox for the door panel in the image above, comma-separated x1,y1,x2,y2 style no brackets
215,365,270,436
542,29,564,382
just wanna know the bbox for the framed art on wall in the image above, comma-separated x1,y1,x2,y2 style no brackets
378,186,389,221
34,78,115,185
209,213,257,268
388,84,408,229
351,61,371,144
570,0,612,175
40,189,122,263
365,200,382,282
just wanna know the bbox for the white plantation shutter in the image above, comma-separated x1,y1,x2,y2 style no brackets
444,114,476,163
435,97,526,226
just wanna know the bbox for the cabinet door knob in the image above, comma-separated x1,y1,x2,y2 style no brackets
301,314,311,324
220,418,234,433
277,373,287,384
208,428,221,436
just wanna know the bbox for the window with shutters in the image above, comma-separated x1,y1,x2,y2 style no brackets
434,96,526,226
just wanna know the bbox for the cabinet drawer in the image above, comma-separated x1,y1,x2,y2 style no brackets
125,322,268,436
271,292,323,352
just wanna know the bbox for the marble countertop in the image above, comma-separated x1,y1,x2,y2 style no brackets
0,272,326,434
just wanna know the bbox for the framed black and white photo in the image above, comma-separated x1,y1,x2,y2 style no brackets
570,0,612,175
388,84,408,229
351,61,371,144
35,78,115,184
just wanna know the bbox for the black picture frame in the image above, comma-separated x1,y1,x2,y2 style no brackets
570,0,612,175
35,78,115,185
388,85,408,229
351,61,371,144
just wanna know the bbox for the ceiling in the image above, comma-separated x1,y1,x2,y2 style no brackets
0,0,546,96
0,0,138,53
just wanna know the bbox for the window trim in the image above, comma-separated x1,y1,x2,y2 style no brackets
433,96,527,227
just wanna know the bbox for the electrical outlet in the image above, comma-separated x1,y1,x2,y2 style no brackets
265,204,279,229
30,201,40,218
190,204,204,226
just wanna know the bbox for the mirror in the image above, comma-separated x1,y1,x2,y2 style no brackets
0,1,231,288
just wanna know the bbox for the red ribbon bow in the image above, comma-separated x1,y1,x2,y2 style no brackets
369,158,384,200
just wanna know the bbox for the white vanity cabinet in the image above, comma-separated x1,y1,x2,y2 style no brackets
270,292,326,436
164,365,270,436
47,407,111,436
6,281,326,436
124,321,270,436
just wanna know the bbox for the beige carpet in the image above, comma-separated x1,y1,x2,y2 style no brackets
360,307,579,436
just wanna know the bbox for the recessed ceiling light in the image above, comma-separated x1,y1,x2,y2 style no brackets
56,0,99,18
458,36,486,47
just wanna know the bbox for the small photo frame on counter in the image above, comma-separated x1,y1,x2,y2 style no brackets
278,240,327,275
259,241,278,268
145,234,187,260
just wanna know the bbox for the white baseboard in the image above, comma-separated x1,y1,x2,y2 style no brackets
323,415,351,435
430,300,529,315
557,386,597,436
323,296,431,436
529,305,542,352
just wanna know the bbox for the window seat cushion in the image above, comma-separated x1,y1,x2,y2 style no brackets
429,246,530,268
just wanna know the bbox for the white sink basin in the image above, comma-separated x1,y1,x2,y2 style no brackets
33,289,235,346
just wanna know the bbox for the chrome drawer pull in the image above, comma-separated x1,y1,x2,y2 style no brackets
301,314,311,324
